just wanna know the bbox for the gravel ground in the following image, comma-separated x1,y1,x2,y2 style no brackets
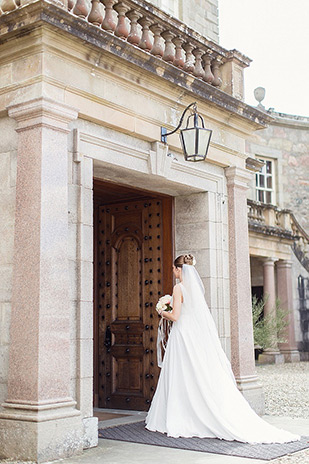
256,361,309,418
257,361,309,464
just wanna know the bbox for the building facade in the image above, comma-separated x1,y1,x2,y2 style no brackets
0,0,284,461
246,110,309,362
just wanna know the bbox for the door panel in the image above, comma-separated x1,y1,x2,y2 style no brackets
94,196,173,410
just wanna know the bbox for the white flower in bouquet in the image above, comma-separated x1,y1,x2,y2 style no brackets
156,294,172,313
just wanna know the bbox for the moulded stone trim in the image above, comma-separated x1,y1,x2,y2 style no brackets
79,224,93,263
7,97,79,132
76,376,93,418
225,165,252,190
76,301,93,340
81,188,93,227
82,156,93,189
148,141,171,178
173,161,224,192
79,260,93,302
80,130,226,193
76,338,93,379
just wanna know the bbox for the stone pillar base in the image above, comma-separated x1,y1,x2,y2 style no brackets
82,416,98,449
258,351,285,365
280,349,300,363
0,403,83,463
235,375,265,416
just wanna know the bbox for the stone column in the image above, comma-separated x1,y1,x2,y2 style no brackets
0,97,83,462
258,258,285,364
225,166,264,415
277,260,300,362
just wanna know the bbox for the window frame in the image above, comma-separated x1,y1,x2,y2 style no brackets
255,157,276,205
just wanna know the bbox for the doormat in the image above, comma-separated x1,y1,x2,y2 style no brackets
98,420,309,461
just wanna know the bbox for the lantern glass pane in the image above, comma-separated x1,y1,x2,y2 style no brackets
181,128,196,156
196,129,211,156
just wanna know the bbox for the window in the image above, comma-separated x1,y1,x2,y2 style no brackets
255,158,275,204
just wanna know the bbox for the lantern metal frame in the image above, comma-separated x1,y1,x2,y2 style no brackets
161,102,212,162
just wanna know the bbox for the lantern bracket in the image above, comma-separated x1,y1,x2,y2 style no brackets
161,102,197,144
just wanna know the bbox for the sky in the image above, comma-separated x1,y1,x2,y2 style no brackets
218,0,309,117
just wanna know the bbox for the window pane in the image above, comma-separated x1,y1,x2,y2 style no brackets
258,159,265,173
259,174,265,188
266,191,272,204
258,190,264,202
255,174,258,186
267,176,272,189
266,161,272,174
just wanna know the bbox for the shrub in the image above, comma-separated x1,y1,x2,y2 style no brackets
252,296,289,350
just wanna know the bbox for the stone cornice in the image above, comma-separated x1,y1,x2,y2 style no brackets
0,0,272,130
7,96,79,131
267,110,309,130
225,166,252,190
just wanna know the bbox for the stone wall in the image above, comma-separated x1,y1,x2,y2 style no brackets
246,113,309,232
247,111,309,359
150,0,219,42
0,117,17,408
175,190,231,357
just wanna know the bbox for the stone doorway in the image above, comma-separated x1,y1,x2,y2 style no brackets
93,179,174,410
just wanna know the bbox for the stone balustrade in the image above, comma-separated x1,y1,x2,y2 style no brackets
0,0,251,100
248,200,309,272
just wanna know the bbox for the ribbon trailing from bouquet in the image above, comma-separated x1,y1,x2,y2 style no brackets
157,318,172,368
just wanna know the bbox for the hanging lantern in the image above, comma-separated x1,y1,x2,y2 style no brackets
180,112,212,162
161,102,212,162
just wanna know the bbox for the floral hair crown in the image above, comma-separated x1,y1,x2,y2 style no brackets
184,254,196,266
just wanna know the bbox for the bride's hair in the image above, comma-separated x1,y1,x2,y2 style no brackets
174,254,194,268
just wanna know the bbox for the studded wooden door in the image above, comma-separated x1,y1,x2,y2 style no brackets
95,197,173,410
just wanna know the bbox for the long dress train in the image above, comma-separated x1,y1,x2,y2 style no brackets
145,266,300,444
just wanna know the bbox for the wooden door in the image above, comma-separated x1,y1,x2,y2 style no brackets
94,195,173,410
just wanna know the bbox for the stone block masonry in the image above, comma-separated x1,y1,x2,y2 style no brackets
0,117,17,409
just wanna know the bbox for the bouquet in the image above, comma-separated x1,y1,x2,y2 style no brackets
156,295,173,368
156,294,172,314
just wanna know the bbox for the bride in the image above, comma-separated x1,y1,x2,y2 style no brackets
145,254,300,444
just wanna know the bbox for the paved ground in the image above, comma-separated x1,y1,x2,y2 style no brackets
1,362,308,464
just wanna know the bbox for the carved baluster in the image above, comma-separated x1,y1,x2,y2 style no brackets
127,10,142,45
1,0,17,12
114,2,130,39
88,0,103,26
193,48,205,79
150,24,164,57
102,0,117,32
68,0,75,11
138,17,153,51
211,57,222,87
202,51,214,84
162,31,175,63
183,42,195,73
72,0,90,18
172,37,185,68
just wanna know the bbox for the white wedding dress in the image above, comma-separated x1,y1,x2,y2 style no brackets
145,265,300,444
